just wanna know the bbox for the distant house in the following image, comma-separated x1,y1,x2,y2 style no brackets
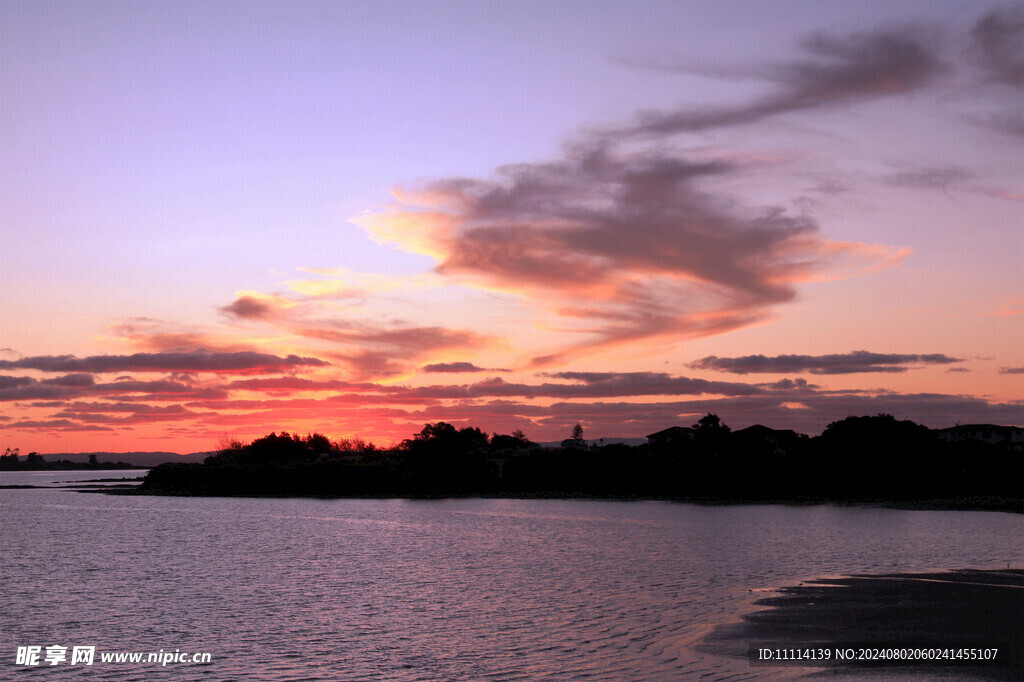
936,424,1023,451
733,424,801,457
646,426,695,449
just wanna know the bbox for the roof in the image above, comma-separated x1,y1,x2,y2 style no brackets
646,426,694,439
734,424,798,438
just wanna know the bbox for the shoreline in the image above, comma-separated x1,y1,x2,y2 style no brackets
697,568,1024,680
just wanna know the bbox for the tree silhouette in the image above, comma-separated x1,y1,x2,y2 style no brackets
24,452,46,468
692,413,730,441
561,423,586,449
0,447,19,469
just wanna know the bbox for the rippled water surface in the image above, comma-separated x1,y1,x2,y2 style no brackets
2,490,1021,680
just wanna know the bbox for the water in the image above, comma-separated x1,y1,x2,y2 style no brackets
1,489,1020,680
0,469,147,487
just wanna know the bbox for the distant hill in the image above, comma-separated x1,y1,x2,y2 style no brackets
38,451,213,467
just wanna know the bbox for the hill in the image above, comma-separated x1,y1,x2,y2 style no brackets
38,451,213,467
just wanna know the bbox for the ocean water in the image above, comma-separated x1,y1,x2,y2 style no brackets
1,489,1020,680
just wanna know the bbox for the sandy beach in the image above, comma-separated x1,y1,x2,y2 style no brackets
699,568,1024,680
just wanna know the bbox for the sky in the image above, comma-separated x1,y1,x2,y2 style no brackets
1,0,1022,454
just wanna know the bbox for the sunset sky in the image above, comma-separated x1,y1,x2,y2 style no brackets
2,1,1022,454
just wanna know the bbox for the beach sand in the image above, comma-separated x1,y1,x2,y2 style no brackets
698,568,1023,680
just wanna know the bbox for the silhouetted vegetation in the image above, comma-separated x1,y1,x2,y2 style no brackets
0,447,139,471
136,415,1022,510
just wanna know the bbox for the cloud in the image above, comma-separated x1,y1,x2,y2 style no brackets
422,362,509,373
3,419,115,432
760,377,816,390
690,351,963,374
6,361,1021,442
1000,367,1024,374
106,318,223,352
0,375,229,403
0,351,327,375
359,144,906,366
39,374,96,387
289,322,494,379
0,375,36,390
372,372,766,401
219,295,283,320
53,403,199,425
621,27,942,136
225,377,366,392
965,5,1024,137
882,166,973,193
971,4,1024,88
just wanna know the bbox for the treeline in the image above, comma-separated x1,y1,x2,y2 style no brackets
138,414,1022,509
0,448,139,471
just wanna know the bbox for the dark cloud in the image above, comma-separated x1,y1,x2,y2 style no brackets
0,375,35,390
760,377,815,390
883,166,973,192
220,296,278,320
0,380,75,402
623,27,942,136
40,374,96,387
3,419,115,432
971,4,1024,88
90,380,228,401
0,351,327,374
999,366,1024,374
690,351,962,374
422,362,509,373
0,376,227,403
54,403,198,424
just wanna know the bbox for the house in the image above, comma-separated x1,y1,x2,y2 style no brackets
646,426,695,449
936,424,1023,452
733,424,802,457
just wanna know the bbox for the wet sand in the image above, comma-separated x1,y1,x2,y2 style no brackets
699,568,1023,680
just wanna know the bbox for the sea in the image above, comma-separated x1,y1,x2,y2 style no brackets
1,471,1021,680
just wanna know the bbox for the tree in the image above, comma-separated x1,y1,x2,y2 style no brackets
88,454,98,466
692,413,730,441
0,447,19,469
490,430,535,455
402,422,493,489
24,452,46,468
561,423,586,449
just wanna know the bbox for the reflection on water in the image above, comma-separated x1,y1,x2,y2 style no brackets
1,491,1020,680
